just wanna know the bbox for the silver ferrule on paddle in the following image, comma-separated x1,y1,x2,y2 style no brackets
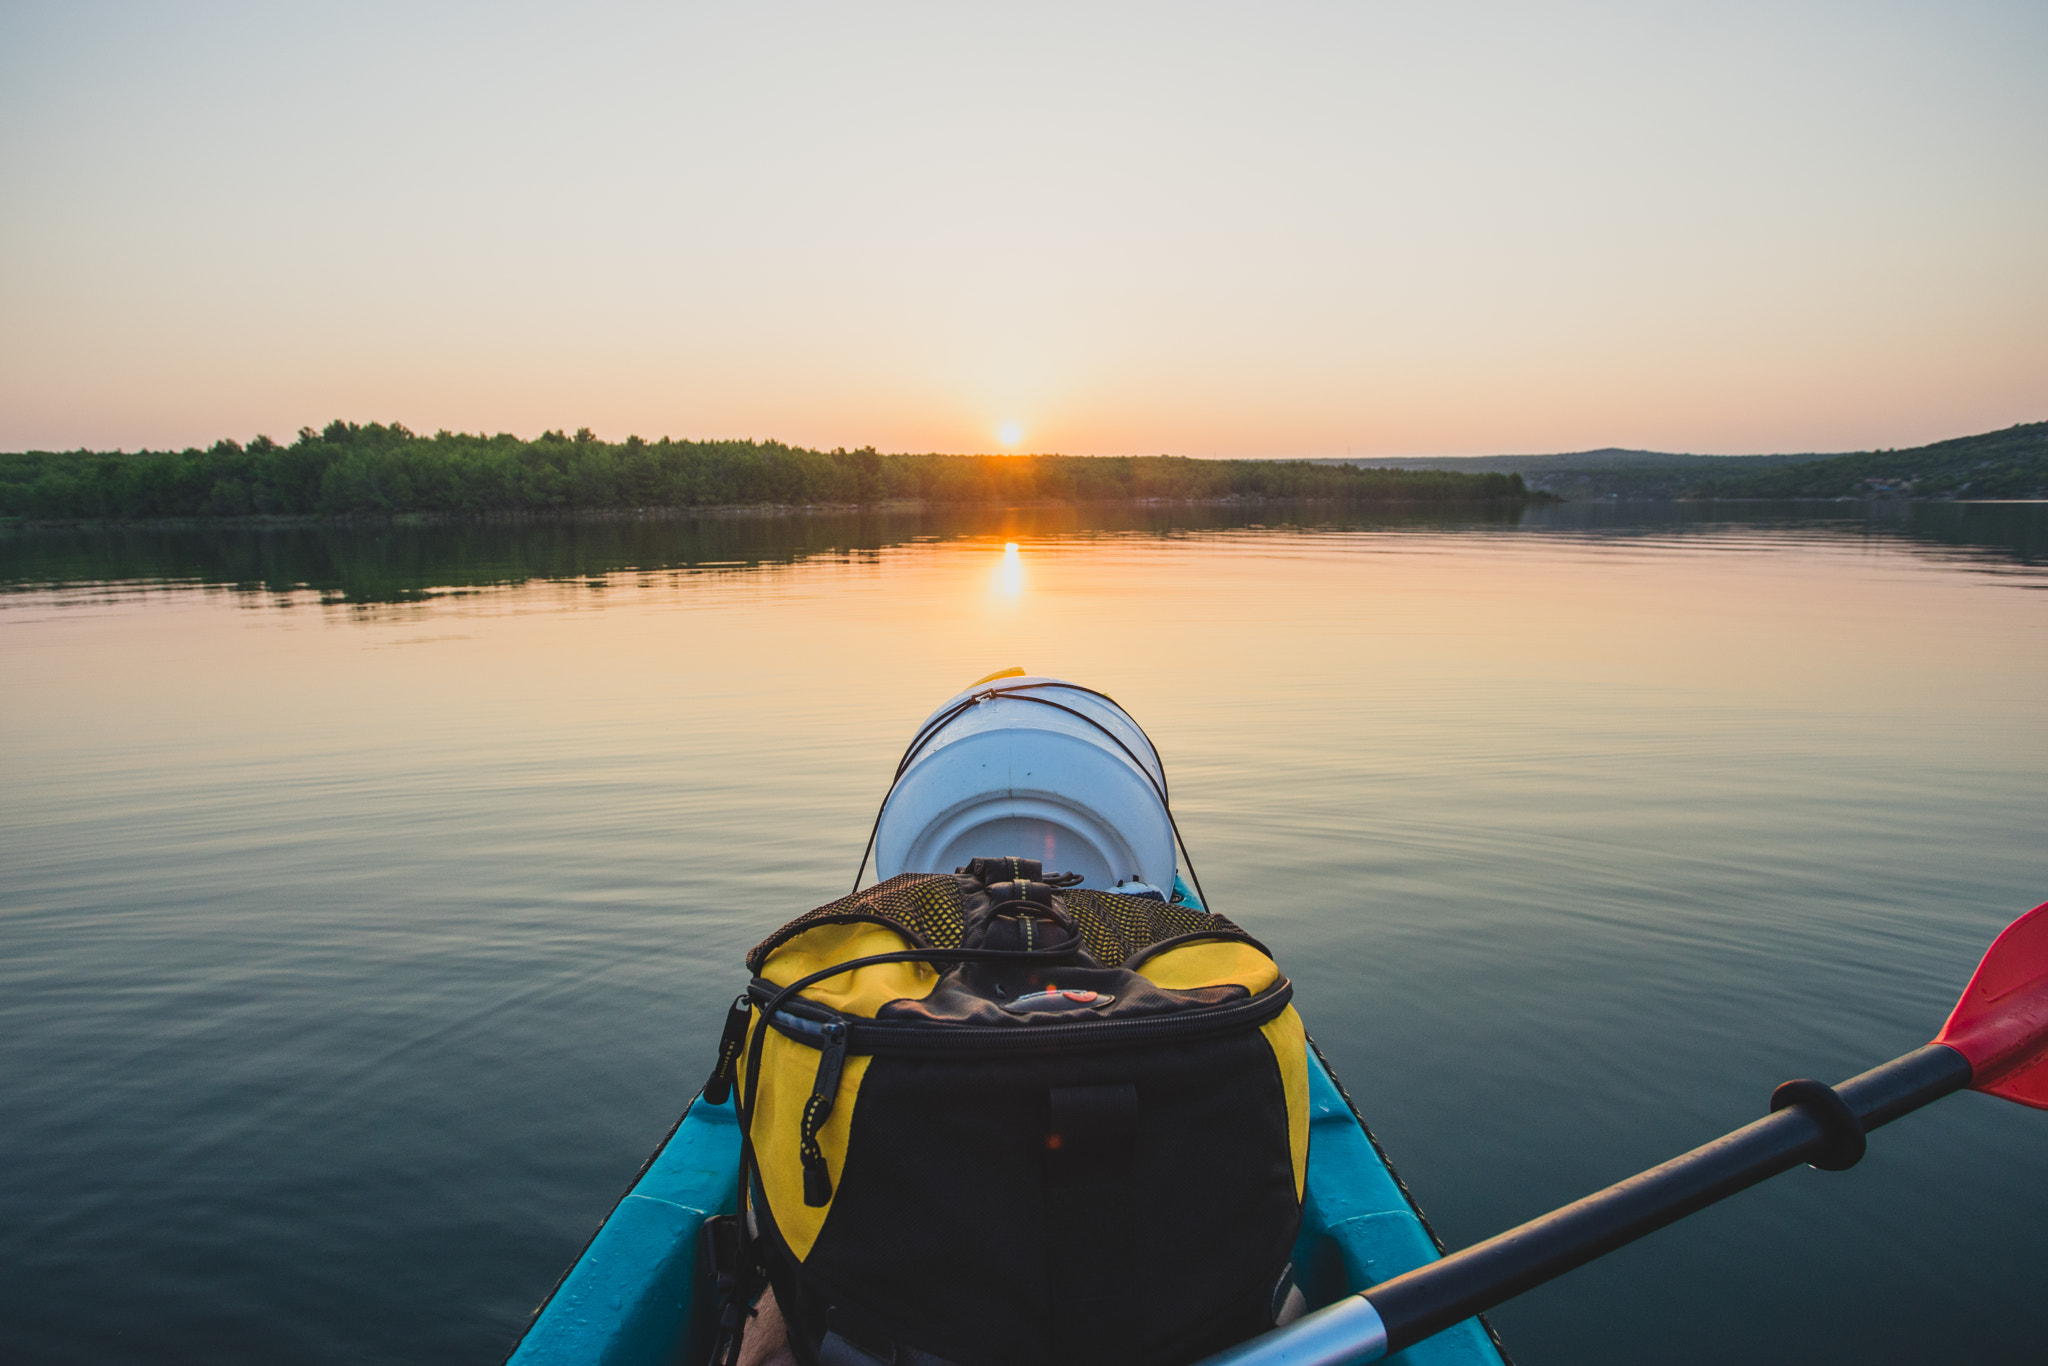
1194,1294,1387,1366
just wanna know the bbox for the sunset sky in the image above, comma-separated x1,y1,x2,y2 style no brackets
2,0,2042,458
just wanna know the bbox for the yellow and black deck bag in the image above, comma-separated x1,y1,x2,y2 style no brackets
701,856,1310,1366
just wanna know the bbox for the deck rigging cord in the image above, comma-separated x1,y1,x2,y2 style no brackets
847,680,1212,910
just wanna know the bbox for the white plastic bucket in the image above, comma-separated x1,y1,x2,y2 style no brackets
873,676,1177,893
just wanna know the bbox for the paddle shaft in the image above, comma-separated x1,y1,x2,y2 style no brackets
1372,1041,1969,1354
1203,1042,1973,1365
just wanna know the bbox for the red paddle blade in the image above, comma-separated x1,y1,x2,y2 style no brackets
1933,901,2048,1110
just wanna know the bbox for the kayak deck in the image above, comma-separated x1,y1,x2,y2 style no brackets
506,1050,1505,1366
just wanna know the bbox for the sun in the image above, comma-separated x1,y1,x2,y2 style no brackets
997,422,1024,449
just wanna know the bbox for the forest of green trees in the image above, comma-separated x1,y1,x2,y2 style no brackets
0,423,1529,522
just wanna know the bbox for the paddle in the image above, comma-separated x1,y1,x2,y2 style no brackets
1199,900,2048,1366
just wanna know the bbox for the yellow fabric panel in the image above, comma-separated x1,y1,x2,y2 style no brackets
1134,939,1281,995
966,666,1027,686
740,1019,873,1263
1259,1006,1310,1201
759,921,937,1017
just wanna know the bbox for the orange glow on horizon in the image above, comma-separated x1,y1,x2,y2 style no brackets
0,6,2039,457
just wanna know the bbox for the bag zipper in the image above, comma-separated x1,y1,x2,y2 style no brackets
756,978,1288,1208
749,979,1292,1057
701,995,754,1105
766,986,1289,1207
799,1021,848,1206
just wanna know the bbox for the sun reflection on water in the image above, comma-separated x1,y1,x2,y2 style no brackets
998,541,1023,596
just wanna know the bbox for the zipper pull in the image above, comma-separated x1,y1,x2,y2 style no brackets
800,1021,849,1206
702,995,753,1105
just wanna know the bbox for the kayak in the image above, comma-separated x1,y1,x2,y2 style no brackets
505,676,1509,1366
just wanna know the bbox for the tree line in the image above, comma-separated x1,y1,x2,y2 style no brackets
0,422,1529,521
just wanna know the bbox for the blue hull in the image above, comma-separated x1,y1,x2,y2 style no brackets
506,1050,1506,1366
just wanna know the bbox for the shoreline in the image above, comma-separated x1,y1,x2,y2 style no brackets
11,493,2048,535
0,492,1544,534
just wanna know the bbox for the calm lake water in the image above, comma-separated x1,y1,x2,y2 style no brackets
3,501,2044,1365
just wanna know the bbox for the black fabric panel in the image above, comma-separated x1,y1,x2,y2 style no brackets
1046,1083,1138,1185
1045,1084,1139,1354
791,1034,1299,1366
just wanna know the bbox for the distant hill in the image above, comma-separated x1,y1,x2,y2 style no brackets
1686,422,2048,500
1309,447,1835,498
1314,423,2048,500
1313,447,1833,475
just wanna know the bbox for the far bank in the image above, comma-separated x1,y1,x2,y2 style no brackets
1,423,1530,524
